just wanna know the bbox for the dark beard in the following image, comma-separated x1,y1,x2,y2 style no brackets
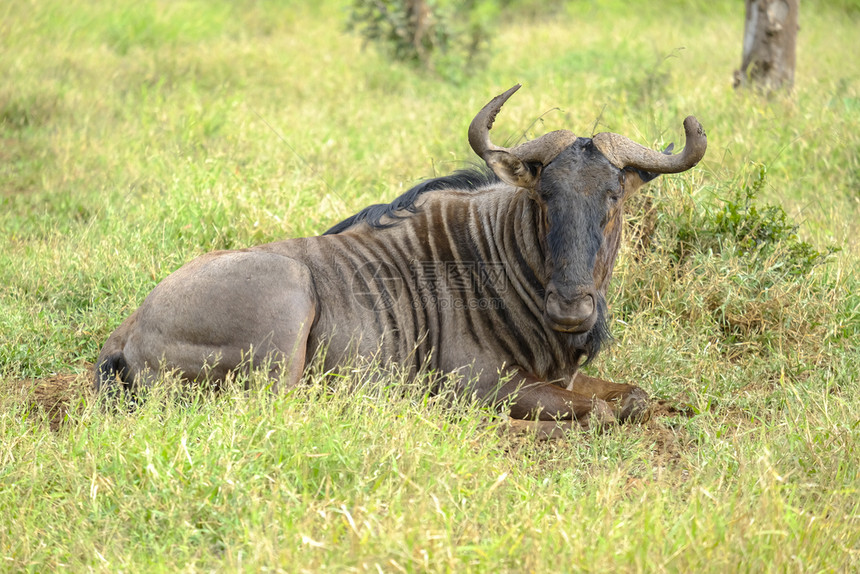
580,296,611,366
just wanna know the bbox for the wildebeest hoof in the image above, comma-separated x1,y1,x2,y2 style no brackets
589,398,618,431
617,387,651,423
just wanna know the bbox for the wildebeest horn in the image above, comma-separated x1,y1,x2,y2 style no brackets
469,85,578,166
592,116,707,174
468,84,522,159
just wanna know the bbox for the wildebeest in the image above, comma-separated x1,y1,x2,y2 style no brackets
95,85,706,434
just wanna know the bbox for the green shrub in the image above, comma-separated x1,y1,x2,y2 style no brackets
675,164,839,276
617,164,842,360
346,0,498,81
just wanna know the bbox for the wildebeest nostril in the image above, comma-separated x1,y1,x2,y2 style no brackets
545,289,597,332
570,294,594,321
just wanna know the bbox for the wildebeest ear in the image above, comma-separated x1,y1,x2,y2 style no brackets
484,150,538,189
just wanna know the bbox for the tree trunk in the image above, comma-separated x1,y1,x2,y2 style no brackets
406,0,431,64
734,0,799,92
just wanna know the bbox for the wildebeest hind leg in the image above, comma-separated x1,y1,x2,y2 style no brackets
117,251,317,393
568,372,650,422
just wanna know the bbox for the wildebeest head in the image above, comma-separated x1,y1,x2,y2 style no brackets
469,85,707,336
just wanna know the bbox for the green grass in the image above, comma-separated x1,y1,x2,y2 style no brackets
2,0,860,570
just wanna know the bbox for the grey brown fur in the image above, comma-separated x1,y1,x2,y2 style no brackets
96,85,706,431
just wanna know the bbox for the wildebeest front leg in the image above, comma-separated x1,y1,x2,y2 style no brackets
568,372,650,422
498,373,617,436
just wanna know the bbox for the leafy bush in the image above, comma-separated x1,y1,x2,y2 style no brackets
675,164,839,276
346,0,498,80
617,164,842,360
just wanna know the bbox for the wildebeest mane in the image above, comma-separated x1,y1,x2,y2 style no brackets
324,167,498,235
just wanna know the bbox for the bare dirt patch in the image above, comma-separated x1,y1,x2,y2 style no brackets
495,395,699,485
6,370,92,431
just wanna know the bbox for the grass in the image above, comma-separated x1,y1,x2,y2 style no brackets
2,0,860,570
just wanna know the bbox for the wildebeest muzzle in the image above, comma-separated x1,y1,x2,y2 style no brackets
544,282,599,333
